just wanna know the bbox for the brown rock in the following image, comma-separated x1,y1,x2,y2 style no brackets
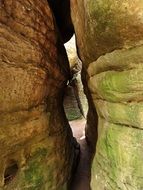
0,0,75,189
71,0,143,189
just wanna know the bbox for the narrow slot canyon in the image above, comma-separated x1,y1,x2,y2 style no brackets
0,0,143,190
64,36,92,190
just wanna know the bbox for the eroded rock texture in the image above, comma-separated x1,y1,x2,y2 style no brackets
64,37,88,121
71,0,143,189
0,0,75,189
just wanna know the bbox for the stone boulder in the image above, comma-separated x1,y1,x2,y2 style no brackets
71,0,143,189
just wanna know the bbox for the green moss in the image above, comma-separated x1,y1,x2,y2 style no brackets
65,108,82,121
24,148,48,189
24,161,43,190
24,160,44,188
32,148,47,159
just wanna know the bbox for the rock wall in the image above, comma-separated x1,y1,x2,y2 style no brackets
71,0,143,189
1,0,143,189
64,36,88,121
64,84,82,121
0,0,75,189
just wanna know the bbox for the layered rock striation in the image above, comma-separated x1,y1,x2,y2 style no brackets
0,0,75,189
71,0,143,189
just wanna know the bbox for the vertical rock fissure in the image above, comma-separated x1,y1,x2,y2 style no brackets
63,36,94,190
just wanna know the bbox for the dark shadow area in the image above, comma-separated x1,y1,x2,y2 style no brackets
63,35,93,190
4,160,18,185
47,0,74,43
69,119,92,190
63,60,92,190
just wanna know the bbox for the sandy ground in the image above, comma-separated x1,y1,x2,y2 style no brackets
69,119,92,190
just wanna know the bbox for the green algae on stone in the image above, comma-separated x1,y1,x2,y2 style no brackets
24,148,48,190
65,109,82,121
24,162,44,190
91,119,143,190
71,0,143,189
89,68,143,102
87,38,143,190
95,100,143,129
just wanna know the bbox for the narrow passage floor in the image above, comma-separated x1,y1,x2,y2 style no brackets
70,119,92,190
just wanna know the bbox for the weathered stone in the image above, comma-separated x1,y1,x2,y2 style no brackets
64,36,88,121
1,0,143,189
0,0,75,189
64,35,77,69
63,73,88,121
64,84,82,121
71,0,143,189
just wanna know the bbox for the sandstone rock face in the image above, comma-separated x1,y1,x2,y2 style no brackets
64,35,77,69
64,36,88,121
0,0,75,189
71,0,143,189
64,84,82,121
63,73,88,121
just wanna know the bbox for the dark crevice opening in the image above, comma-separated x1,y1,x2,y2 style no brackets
4,160,18,186
47,0,74,43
